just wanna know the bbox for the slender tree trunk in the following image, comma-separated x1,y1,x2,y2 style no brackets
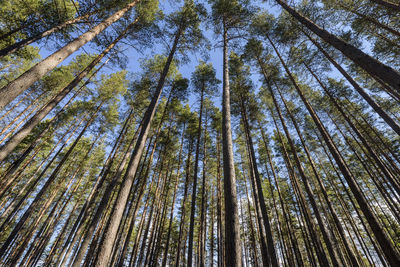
0,0,140,110
0,9,101,58
274,0,400,90
221,21,242,267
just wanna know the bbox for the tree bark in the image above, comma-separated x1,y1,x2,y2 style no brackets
221,22,242,267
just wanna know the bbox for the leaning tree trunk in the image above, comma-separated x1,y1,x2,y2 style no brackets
93,25,183,267
221,21,242,267
269,35,400,266
369,0,400,11
0,8,101,58
0,0,140,111
274,0,400,91
0,20,137,162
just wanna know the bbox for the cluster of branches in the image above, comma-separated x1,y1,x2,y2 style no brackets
0,0,399,266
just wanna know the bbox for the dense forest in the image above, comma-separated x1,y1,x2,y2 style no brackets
0,0,399,266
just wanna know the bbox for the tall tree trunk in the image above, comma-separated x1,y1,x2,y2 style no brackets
93,25,183,267
199,110,209,267
0,0,140,111
274,0,400,90
221,21,242,267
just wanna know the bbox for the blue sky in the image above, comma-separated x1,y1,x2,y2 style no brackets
34,0,281,113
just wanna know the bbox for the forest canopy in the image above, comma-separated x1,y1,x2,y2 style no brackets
0,0,400,266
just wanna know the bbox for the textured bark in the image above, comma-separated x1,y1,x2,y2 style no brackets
0,0,139,110
221,23,242,267
274,0,400,90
